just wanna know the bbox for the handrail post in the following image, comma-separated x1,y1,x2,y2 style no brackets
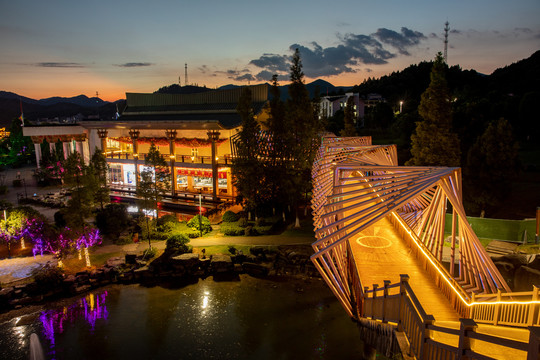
398,274,409,332
494,289,502,326
382,280,390,323
364,286,369,318
470,292,476,320
457,318,477,360
372,284,378,320
528,326,540,360
528,286,538,326
420,314,435,359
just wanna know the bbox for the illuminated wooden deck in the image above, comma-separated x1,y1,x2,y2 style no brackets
350,216,459,322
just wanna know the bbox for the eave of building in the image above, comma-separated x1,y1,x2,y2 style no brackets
81,119,233,131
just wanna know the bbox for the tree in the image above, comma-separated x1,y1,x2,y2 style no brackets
88,147,110,210
341,97,357,136
136,168,158,250
95,203,130,240
407,53,460,166
232,87,264,219
264,75,289,215
0,208,27,258
144,142,171,218
285,48,322,227
464,118,519,216
62,152,93,229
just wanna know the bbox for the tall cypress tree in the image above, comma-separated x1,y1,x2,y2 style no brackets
232,87,263,218
286,49,321,227
407,53,460,166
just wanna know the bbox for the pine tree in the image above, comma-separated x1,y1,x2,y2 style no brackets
286,49,321,227
407,53,460,166
232,87,263,218
265,75,289,213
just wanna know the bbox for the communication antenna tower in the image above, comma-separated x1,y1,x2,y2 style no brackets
444,21,450,63
178,76,181,85
185,63,188,86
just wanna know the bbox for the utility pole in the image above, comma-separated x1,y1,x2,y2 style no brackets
185,63,188,86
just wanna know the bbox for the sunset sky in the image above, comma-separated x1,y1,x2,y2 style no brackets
1,0,539,102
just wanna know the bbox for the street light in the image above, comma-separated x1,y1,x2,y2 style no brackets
399,101,404,114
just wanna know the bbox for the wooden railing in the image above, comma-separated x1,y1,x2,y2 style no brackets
106,152,233,165
389,213,472,319
360,274,540,359
471,287,540,328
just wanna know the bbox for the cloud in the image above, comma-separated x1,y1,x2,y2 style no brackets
372,27,427,55
223,26,428,82
249,54,290,73
35,62,84,68
115,62,153,67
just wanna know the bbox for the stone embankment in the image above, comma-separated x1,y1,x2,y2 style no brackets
0,245,319,313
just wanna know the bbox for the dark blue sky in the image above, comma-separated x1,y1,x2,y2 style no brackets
1,0,539,100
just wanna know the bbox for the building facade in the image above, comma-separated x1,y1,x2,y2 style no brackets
319,92,364,123
23,84,270,205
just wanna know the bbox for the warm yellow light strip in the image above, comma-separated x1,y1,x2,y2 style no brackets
392,211,540,307
391,211,471,306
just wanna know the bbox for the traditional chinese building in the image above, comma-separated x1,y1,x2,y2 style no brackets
23,84,270,206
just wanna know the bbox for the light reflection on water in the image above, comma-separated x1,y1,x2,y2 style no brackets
0,276,366,359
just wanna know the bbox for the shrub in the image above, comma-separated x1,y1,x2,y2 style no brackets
221,223,245,236
54,211,66,228
187,215,212,235
31,264,64,290
12,179,22,187
222,210,240,223
113,234,134,245
228,245,237,255
142,246,157,259
244,225,257,236
254,225,272,235
166,234,192,254
238,218,248,228
156,214,179,232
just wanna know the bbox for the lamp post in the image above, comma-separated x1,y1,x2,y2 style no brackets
199,192,203,238
399,101,403,114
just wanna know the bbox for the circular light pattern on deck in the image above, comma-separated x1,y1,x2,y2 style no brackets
356,235,392,249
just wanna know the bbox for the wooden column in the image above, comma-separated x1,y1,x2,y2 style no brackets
129,129,140,186
97,129,108,155
207,130,220,201
33,143,42,168
166,129,177,196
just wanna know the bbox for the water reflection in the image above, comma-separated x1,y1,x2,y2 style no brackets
39,291,108,356
0,278,367,359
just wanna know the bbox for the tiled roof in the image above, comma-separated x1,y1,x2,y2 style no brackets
119,84,268,129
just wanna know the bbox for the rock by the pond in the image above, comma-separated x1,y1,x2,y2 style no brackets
243,262,269,277
211,254,233,273
171,253,199,271
106,257,125,267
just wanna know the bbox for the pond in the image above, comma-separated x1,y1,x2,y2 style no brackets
0,275,368,359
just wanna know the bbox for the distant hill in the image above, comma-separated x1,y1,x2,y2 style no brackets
0,92,123,127
216,79,352,101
